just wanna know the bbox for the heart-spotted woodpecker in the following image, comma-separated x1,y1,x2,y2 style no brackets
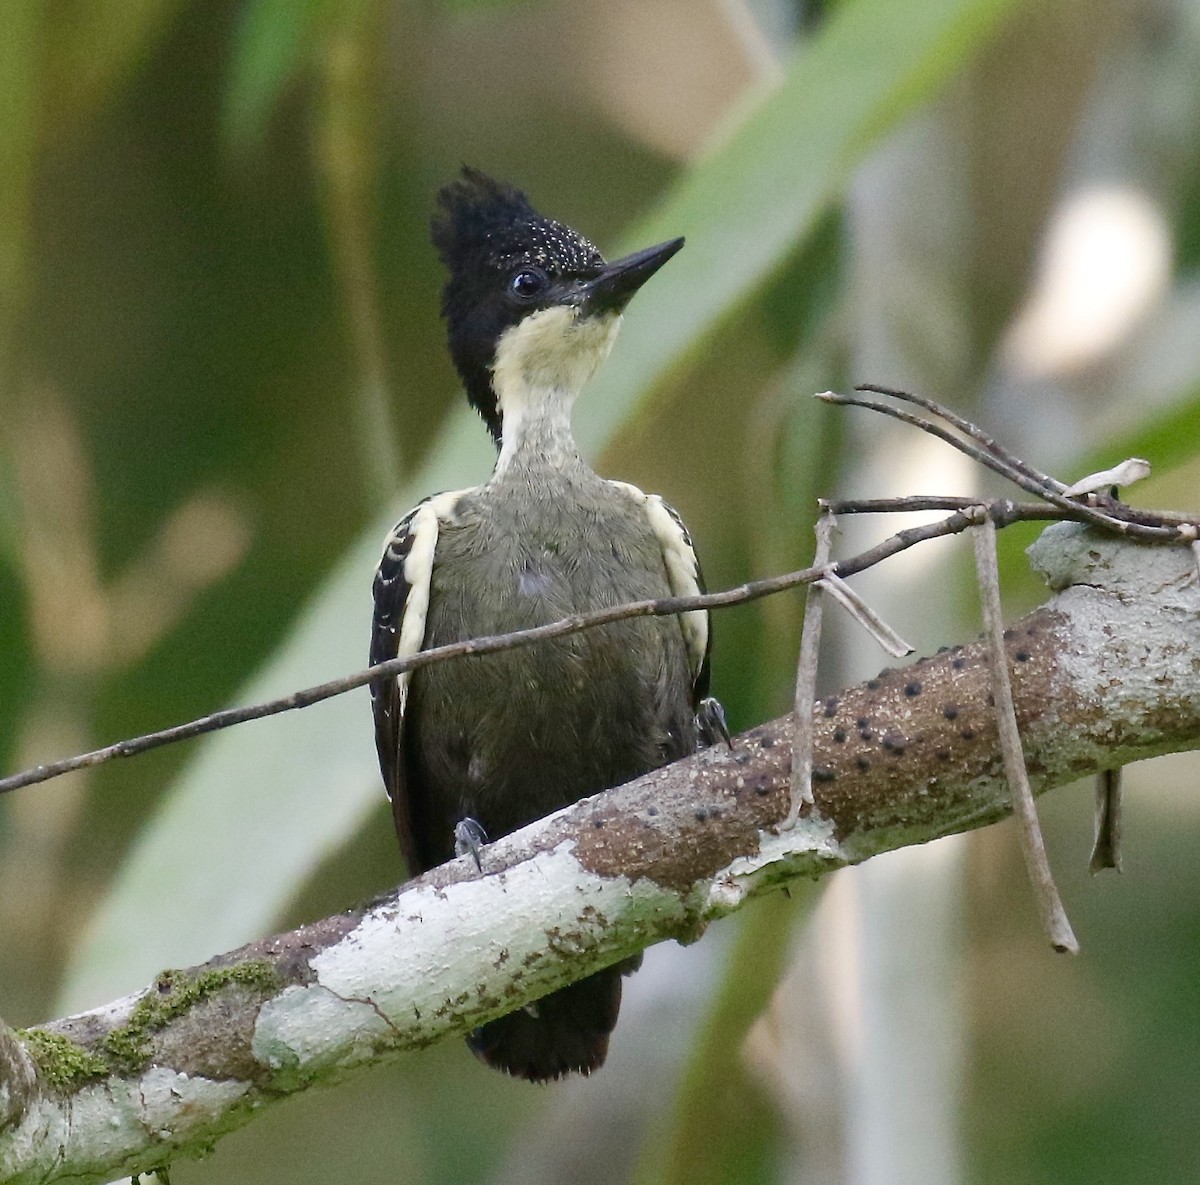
369,168,727,1081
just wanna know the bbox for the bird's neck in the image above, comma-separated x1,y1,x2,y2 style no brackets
484,305,621,482
491,388,586,481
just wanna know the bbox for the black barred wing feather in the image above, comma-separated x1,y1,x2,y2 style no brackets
370,489,470,871
369,503,425,871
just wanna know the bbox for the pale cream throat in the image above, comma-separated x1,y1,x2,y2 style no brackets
491,305,622,469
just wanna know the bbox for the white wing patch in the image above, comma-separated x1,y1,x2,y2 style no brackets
609,480,708,682
389,488,470,715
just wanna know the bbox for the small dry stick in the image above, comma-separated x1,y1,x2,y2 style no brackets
1090,769,1123,874
830,494,1198,532
786,511,836,825
973,515,1080,954
819,572,913,658
822,391,1062,509
827,496,1058,519
856,383,1068,494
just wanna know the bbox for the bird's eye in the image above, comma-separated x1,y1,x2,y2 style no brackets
509,268,546,301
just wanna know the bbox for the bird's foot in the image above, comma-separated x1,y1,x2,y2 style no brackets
454,816,489,870
696,696,732,749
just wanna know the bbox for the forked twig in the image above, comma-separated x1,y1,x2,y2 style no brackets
818,573,913,658
819,391,1183,542
822,390,1065,506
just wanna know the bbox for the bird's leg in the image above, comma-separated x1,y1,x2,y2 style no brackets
454,816,490,870
696,697,732,749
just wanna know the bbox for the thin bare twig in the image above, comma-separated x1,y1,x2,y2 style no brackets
1090,769,1123,874
973,517,1079,954
825,496,1060,518
786,512,836,824
830,494,1199,532
831,504,986,578
855,383,1067,493
818,573,913,658
823,390,1061,506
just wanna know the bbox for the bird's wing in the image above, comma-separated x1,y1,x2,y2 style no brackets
607,482,711,703
369,490,470,870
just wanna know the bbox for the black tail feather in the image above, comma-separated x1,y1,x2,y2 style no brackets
467,958,641,1083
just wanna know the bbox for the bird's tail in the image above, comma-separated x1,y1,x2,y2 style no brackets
467,957,641,1082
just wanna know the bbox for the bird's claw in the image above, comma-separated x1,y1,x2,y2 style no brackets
454,816,489,870
696,696,732,749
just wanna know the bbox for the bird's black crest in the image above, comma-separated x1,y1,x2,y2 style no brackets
432,167,603,283
431,167,606,443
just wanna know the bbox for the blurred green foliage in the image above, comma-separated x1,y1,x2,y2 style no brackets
2,1,1200,1183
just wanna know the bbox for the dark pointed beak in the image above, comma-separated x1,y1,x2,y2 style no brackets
580,237,684,316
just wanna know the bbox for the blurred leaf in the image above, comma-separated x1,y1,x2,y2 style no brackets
575,0,1034,447
0,2,38,777
435,0,532,10
1087,385,1200,478
61,0,1033,1012
44,0,185,132
222,0,334,152
0,454,19,569
0,0,37,385
313,0,400,498
0,555,32,779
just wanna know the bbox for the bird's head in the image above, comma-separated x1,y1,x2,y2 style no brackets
432,167,683,446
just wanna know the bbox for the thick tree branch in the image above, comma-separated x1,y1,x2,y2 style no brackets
3,523,1199,1183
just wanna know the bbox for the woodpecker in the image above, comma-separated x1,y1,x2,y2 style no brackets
369,168,726,1082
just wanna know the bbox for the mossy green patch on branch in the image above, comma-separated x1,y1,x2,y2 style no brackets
102,961,279,1075
17,961,280,1091
19,1029,108,1092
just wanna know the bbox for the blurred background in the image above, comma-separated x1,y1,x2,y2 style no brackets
2,0,1200,1181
